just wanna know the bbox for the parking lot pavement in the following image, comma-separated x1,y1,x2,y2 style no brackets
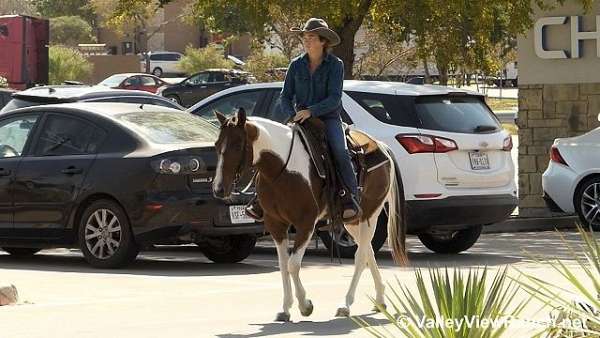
0,231,589,338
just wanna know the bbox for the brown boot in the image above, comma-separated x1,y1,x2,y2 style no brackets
341,194,362,223
245,196,263,222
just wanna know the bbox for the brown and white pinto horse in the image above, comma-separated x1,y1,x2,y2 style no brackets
212,109,407,321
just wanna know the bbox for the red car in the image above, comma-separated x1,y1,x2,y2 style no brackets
98,73,167,93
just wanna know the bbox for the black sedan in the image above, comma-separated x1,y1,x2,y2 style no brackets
158,69,254,107
0,103,262,268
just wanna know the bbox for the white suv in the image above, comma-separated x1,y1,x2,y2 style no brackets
140,51,184,77
187,81,517,256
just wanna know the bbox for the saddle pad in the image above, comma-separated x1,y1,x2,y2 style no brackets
347,130,379,154
296,125,327,179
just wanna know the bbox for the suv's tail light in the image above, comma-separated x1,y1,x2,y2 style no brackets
396,134,458,154
502,136,513,151
550,146,568,166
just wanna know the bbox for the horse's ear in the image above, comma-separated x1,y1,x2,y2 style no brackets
236,107,246,127
214,111,227,126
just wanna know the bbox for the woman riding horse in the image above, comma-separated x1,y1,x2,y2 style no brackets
245,18,361,222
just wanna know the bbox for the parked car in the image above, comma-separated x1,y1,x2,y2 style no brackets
140,51,183,77
158,69,255,107
0,102,262,268
0,88,15,110
98,73,168,93
542,117,600,230
0,85,184,113
187,81,518,257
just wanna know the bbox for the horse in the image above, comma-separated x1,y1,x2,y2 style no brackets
212,108,407,321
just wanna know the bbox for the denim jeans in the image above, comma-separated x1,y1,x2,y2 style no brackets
323,117,358,197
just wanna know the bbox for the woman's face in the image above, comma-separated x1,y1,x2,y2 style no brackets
302,32,325,54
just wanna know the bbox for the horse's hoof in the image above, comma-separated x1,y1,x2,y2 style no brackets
335,307,350,317
275,312,291,322
301,300,314,317
372,303,387,312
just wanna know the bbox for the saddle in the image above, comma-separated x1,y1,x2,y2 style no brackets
295,118,390,221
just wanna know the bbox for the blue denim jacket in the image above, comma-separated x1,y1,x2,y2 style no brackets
280,52,344,120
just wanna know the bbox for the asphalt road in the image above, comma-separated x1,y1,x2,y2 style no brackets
0,231,589,338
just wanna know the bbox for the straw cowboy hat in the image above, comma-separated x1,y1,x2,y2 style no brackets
291,18,341,47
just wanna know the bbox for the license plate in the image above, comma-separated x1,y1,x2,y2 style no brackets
229,205,255,224
468,152,490,170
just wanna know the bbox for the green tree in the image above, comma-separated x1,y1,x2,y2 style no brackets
245,44,289,82
0,0,38,16
178,44,234,75
35,0,97,27
48,46,93,84
50,16,97,47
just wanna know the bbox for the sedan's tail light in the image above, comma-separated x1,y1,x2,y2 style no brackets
151,157,204,174
396,134,458,154
502,136,513,151
550,146,568,166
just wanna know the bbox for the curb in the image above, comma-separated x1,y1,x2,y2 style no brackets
483,215,578,233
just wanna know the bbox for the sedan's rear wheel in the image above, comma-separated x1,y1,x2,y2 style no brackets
575,177,600,231
78,200,139,268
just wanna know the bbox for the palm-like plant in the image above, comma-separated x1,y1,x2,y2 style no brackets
514,225,600,337
354,266,529,338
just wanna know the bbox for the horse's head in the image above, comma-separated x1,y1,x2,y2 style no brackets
212,108,255,199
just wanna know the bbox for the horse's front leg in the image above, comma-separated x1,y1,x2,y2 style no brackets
288,223,315,317
267,216,293,322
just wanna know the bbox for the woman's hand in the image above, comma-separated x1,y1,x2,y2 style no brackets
293,109,312,123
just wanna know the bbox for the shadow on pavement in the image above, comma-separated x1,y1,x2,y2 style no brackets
0,249,277,277
216,313,388,338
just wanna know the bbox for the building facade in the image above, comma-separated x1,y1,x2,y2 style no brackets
517,0,600,216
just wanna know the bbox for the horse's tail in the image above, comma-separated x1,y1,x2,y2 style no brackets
378,142,408,266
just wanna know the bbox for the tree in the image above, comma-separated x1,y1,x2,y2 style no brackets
49,46,93,84
178,44,234,75
35,0,97,27
245,43,289,82
50,16,97,47
0,0,38,16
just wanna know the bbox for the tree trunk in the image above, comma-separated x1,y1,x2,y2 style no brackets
437,62,449,86
422,58,431,84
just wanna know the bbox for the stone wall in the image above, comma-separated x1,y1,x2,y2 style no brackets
518,83,600,216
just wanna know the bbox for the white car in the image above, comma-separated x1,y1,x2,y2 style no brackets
140,51,184,77
188,81,517,256
543,118,600,229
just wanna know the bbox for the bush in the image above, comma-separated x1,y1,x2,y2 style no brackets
50,16,96,47
49,46,93,84
245,49,289,82
178,44,234,75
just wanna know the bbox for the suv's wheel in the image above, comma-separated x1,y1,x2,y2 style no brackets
317,209,389,258
198,234,257,263
575,176,600,231
2,247,41,257
418,225,482,254
78,200,139,268
165,94,181,105
152,67,163,77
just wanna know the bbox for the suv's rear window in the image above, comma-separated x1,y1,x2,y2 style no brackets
115,111,218,144
415,96,500,134
345,91,418,127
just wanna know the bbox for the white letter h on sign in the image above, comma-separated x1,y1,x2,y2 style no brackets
570,16,600,58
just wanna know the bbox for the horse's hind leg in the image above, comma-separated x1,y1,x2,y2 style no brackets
268,217,293,322
288,223,315,317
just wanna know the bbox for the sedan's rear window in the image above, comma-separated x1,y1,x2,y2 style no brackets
115,111,218,144
415,96,500,134
0,98,39,113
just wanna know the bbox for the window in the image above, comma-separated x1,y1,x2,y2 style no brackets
115,111,218,144
187,73,209,85
84,97,182,110
346,91,418,127
0,98,40,113
192,91,261,125
34,115,104,156
210,72,226,82
165,53,181,61
414,95,500,134
99,74,128,87
123,77,140,87
140,76,156,86
266,89,353,124
0,115,39,158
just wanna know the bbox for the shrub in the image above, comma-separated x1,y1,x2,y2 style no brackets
178,44,234,75
49,46,93,84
